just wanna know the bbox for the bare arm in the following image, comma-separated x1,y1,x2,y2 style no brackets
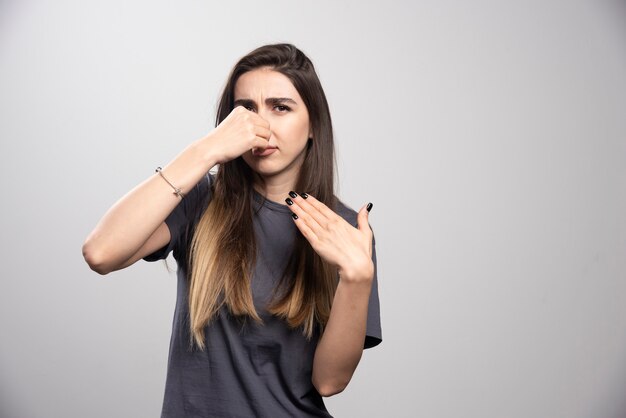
311,274,373,397
281,193,376,397
82,139,218,274
82,106,272,275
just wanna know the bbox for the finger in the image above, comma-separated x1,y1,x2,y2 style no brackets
357,202,373,234
254,124,272,140
359,203,374,257
232,104,248,114
250,111,271,129
288,193,330,231
291,211,319,242
287,196,325,234
252,136,271,150
296,193,337,222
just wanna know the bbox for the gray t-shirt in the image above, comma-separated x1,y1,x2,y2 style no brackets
144,172,382,418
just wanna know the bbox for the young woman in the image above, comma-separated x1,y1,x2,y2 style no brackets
82,43,382,417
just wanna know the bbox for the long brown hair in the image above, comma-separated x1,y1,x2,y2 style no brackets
187,43,338,351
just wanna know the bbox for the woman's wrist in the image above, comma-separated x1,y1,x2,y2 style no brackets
192,133,225,167
159,139,218,194
338,261,374,284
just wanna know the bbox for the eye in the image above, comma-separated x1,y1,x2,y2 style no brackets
244,105,256,112
274,105,291,112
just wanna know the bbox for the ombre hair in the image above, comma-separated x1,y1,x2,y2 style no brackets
187,43,338,351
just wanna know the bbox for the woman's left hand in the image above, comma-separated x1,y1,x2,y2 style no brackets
285,192,374,283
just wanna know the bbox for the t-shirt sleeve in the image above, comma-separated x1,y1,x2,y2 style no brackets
142,172,213,263
364,232,382,349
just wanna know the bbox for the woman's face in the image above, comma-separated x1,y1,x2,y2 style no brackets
235,67,312,182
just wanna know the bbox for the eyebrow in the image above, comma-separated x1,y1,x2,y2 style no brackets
233,97,298,108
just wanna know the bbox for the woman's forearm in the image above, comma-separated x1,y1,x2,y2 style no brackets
311,275,373,397
82,137,217,274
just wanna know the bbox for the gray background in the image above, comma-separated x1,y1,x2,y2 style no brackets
1,0,625,417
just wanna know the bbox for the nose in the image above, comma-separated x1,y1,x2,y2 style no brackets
256,108,276,144
263,130,274,146
257,106,271,121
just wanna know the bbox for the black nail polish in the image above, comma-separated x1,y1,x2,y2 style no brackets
301,192,308,199
292,213,298,220
366,202,373,212
285,198,293,205
288,191,298,198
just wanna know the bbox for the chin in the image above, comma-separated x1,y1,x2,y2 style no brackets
243,156,284,177
252,165,287,178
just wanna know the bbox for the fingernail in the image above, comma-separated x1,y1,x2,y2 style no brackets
366,202,373,212
288,191,298,198
301,192,308,199
285,198,294,206
292,213,298,220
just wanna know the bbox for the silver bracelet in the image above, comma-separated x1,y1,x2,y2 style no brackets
155,167,185,199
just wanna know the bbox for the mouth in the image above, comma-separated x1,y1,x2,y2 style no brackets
253,146,278,157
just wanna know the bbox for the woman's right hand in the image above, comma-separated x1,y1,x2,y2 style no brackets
82,105,270,275
201,106,272,165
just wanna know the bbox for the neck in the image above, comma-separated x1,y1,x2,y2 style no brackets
253,177,296,205
253,146,311,204
253,162,305,206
